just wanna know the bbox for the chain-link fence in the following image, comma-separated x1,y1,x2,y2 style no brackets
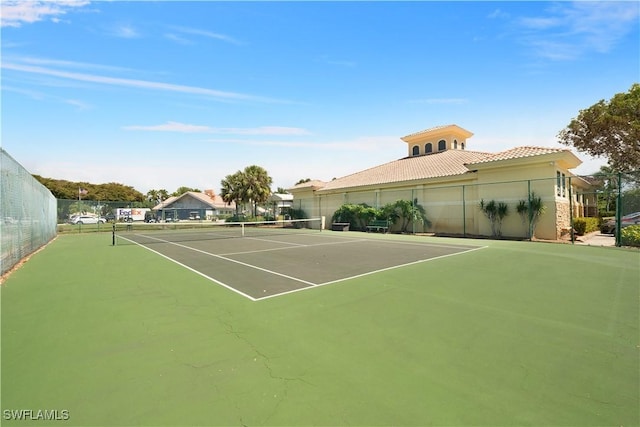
57,199,149,223
1,149,58,276
56,200,236,223
290,173,640,246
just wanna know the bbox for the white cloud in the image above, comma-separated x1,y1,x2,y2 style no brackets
408,98,469,105
168,26,243,45
315,55,357,68
1,0,90,28
11,56,135,73
109,23,140,39
164,33,193,45
1,61,288,103
123,122,312,136
516,1,640,60
64,99,91,110
123,122,213,133
202,135,398,152
487,8,510,20
215,126,311,136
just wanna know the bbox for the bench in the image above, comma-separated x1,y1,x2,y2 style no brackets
366,219,389,233
331,222,350,231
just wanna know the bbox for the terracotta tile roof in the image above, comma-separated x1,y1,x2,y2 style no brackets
467,146,572,165
153,192,234,210
290,179,327,190
401,124,456,139
401,124,474,141
317,150,491,192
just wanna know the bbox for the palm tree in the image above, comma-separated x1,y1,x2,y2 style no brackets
146,189,169,205
243,165,273,217
382,199,431,233
517,192,546,239
220,171,246,216
479,199,509,237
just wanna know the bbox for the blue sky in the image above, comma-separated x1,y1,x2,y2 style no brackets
2,1,638,195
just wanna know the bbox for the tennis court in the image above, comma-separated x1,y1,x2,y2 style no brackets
2,229,638,426
115,219,483,300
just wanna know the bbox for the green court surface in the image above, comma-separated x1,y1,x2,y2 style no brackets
1,231,638,426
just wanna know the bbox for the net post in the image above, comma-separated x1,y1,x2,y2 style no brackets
112,222,116,246
321,216,326,231
241,223,245,237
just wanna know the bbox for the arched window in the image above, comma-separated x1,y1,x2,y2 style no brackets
461,142,465,150
425,143,433,154
438,139,446,151
454,140,458,149
412,145,419,156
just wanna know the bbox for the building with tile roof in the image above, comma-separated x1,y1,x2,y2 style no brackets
289,125,594,240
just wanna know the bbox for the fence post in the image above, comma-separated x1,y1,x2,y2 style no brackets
412,188,416,234
569,177,574,244
616,172,622,247
527,180,532,240
462,185,466,237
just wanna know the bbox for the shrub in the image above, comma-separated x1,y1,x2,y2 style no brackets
226,214,247,222
621,225,640,247
479,199,508,237
381,199,431,233
289,208,308,220
517,192,545,238
583,217,600,234
573,219,586,236
573,218,600,236
332,204,380,231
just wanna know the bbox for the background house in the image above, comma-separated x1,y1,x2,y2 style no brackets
152,191,235,221
289,125,595,240
268,193,294,218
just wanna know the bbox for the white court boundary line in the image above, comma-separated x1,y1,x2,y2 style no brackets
117,234,259,301
118,233,486,302
220,237,369,256
126,233,318,286
256,245,488,301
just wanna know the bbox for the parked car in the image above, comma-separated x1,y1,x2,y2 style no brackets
601,212,640,234
69,215,106,225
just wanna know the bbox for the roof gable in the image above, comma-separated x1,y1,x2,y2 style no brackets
401,124,474,143
152,191,235,210
467,146,581,169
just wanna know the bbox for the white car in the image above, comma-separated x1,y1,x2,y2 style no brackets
69,215,106,225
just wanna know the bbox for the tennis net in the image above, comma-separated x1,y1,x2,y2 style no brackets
115,217,323,245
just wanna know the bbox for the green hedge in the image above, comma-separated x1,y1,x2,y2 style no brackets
573,217,600,236
621,225,640,247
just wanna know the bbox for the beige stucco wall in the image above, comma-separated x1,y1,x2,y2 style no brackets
291,157,583,241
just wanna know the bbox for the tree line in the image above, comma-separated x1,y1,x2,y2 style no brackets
33,175,146,202
33,168,286,214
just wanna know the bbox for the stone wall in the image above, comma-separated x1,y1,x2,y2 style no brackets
555,200,571,239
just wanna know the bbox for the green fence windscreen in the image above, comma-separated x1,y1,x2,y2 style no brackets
1,149,57,277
